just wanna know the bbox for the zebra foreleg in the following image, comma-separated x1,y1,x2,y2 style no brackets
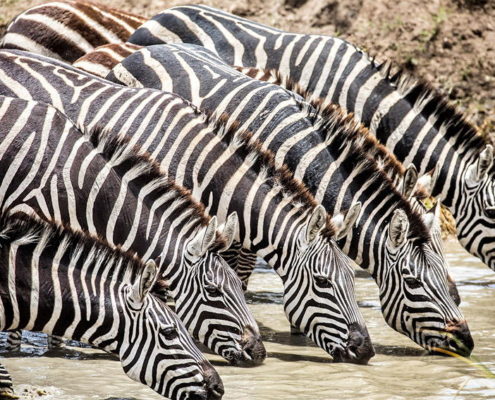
0,363,17,399
4,331,21,352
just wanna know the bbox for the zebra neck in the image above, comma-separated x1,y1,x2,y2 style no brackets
338,197,394,277
0,236,130,354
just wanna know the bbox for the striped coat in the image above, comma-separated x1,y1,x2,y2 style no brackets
0,51,373,363
0,206,223,400
106,43,471,356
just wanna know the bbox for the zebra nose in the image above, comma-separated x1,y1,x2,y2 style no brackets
445,320,474,357
334,323,375,365
199,360,224,400
447,274,461,305
239,326,266,366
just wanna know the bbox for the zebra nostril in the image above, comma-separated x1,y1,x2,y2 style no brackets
338,324,375,365
208,383,225,400
348,331,365,348
188,393,208,400
199,360,224,400
237,327,266,366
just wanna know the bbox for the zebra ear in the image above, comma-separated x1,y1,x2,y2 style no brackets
422,201,441,232
188,217,218,257
134,260,159,302
402,165,418,198
467,144,493,183
219,212,238,251
387,209,410,248
331,202,361,240
306,205,327,243
417,167,438,196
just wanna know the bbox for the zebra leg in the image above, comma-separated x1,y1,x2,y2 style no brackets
290,325,304,336
47,335,64,349
4,331,21,352
0,363,17,399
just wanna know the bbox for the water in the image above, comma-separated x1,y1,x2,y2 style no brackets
2,240,494,399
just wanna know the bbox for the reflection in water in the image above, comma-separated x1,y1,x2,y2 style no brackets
1,240,494,399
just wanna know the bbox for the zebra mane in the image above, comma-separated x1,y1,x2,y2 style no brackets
316,103,432,239
0,210,146,276
241,67,430,240
242,67,409,180
200,111,337,238
370,57,486,156
87,126,228,250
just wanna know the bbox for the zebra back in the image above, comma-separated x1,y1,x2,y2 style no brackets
128,4,495,272
74,42,142,77
0,0,145,62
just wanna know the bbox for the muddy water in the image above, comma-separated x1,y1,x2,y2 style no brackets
2,240,494,400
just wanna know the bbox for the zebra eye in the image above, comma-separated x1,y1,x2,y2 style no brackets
160,324,178,340
484,206,495,219
404,275,422,289
314,274,332,288
205,284,222,296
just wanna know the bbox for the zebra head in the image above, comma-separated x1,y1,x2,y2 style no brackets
380,208,473,357
166,213,265,366
120,260,224,400
281,205,375,364
456,144,495,271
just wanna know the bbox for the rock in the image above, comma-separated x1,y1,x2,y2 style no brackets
442,39,453,49
284,0,308,8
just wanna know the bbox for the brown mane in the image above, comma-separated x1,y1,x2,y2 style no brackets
88,126,228,250
0,210,146,273
203,112,336,238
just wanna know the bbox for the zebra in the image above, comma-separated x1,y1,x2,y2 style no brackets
0,0,145,63
0,95,265,366
0,210,224,400
103,43,472,356
0,50,374,364
0,0,462,308
126,4,495,273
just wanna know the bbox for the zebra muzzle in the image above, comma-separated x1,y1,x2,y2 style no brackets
199,360,224,400
443,320,474,357
332,323,375,365
238,326,266,366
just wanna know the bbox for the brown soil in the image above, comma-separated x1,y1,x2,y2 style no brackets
1,0,494,236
